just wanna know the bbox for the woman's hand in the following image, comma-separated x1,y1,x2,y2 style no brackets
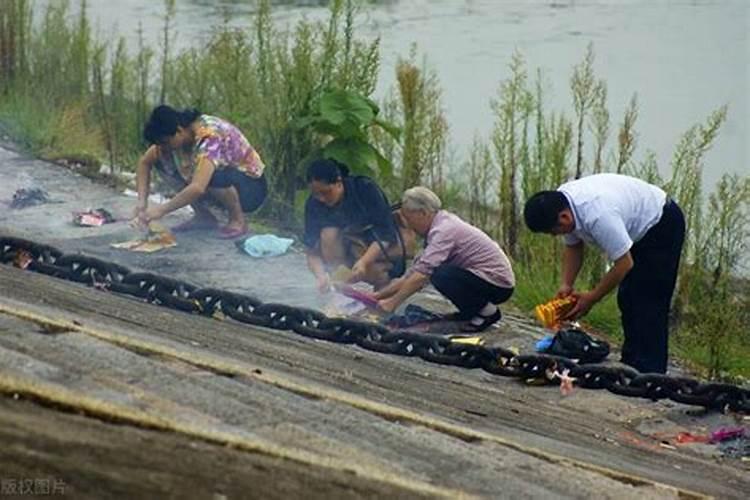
316,273,332,294
131,205,165,229
378,297,398,313
130,206,148,229
349,258,370,282
144,205,166,223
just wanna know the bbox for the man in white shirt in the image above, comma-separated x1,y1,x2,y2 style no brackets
523,174,685,373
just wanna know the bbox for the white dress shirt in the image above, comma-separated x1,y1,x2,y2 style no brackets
559,174,667,261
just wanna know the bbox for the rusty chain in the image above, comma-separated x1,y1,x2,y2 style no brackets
1,235,748,413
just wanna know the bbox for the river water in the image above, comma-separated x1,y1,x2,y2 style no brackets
40,0,748,190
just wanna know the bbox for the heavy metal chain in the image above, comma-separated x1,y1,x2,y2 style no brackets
1,235,748,413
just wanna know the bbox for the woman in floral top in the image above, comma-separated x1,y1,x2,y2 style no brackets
134,105,267,239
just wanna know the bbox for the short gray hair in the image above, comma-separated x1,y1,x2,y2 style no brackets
402,186,442,213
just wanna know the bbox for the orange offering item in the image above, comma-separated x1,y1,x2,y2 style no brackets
111,222,177,253
534,296,577,329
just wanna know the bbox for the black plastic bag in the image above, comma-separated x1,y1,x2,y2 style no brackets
544,327,610,364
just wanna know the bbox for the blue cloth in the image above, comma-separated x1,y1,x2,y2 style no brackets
535,335,554,352
240,234,294,258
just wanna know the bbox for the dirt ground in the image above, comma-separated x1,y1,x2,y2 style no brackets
0,143,748,499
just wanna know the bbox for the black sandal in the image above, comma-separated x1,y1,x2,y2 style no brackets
460,309,502,333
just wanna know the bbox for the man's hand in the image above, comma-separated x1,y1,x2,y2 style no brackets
316,273,332,294
556,284,574,299
562,290,597,320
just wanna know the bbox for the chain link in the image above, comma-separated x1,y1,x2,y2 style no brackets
1,235,747,413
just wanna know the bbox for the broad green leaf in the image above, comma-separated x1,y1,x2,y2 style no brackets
319,89,376,127
323,138,377,176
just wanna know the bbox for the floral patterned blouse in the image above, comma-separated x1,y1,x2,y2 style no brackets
157,115,265,187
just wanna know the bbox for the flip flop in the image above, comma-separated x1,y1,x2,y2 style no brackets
171,218,219,233
217,226,249,240
460,309,502,333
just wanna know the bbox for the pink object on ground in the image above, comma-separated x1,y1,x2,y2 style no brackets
710,427,746,443
73,208,116,227
336,284,380,309
553,369,577,396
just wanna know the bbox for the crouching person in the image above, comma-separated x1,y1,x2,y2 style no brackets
375,187,515,332
134,105,267,239
303,158,416,292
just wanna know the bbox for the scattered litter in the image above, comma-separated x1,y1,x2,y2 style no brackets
710,426,746,443
111,222,176,253
449,336,484,346
717,435,750,459
13,250,33,269
659,443,677,451
673,432,710,445
10,187,52,209
535,335,554,352
92,280,109,291
553,368,577,396
237,234,294,258
383,304,442,328
654,427,749,458
73,208,116,227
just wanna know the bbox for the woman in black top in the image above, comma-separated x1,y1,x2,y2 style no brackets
304,159,415,292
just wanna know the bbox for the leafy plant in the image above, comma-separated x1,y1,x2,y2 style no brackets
294,88,400,177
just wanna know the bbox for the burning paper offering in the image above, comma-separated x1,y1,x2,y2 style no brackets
323,282,380,320
111,222,176,253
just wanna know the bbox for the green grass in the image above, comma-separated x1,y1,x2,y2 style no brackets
674,337,750,382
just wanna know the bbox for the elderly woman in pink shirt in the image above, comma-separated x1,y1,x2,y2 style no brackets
375,187,515,332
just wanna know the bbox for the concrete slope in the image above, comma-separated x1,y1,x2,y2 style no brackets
0,267,748,498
